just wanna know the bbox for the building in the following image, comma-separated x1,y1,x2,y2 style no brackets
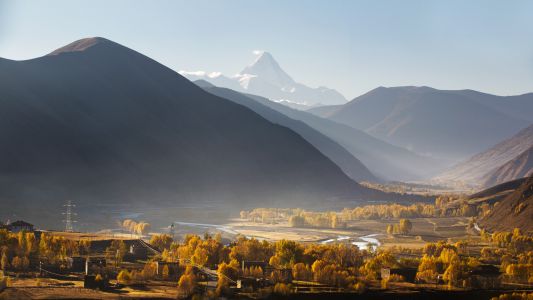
7,220,34,232
381,267,418,283
155,261,180,279
468,264,501,288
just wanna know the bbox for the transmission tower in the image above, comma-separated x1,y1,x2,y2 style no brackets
62,200,77,232
169,223,175,240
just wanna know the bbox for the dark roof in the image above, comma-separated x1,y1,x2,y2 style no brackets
10,220,34,227
470,264,501,276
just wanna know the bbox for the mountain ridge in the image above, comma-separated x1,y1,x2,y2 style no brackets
236,88,449,181
179,52,346,107
308,86,531,162
481,145,533,187
479,176,533,232
0,37,369,228
199,85,379,183
434,124,533,187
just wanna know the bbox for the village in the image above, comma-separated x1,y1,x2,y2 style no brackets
0,204,532,300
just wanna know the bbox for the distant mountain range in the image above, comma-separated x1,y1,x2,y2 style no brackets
308,86,533,162
179,51,346,108
195,81,447,181
434,124,533,187
0,37,373,226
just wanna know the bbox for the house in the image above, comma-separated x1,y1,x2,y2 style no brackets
381,267,418,283
468,264,501,288
155,261,180,279
8,220,34,232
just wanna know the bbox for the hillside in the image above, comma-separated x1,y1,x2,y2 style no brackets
434,124,533,187
481,146,533,187
0,37,369,227
308,86,531,162
479,176,533,233
200,86,378,182
201,84,448,181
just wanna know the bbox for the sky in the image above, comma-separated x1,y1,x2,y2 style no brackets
0,0,532,99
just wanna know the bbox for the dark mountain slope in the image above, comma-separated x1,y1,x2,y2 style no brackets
468,177,528,200
200,86,378,182
479,176,533,233
481,146,533,188
309,86,529,162
0,37,369,226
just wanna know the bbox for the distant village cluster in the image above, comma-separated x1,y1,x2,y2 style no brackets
0,212,532,299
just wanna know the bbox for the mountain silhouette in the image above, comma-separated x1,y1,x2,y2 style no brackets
0,37,371,226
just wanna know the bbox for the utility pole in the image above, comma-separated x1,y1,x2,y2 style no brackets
62,200,77,232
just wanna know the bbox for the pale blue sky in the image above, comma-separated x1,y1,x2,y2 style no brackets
0,0,532,99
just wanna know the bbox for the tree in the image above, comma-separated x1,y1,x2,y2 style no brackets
274,240,303,267
288,216,305,227
273,283,291,295
10,256,28,271
191,247,209,266
439,248,458,265
0,252,8,271
150,234,173,251
177,272,196,298
416,255,438,283
135,222,151,236
386,225,394,235
162,265,170,280
443,259,461,287
331,214,339,229
216,262,238,296
107,240,127,266
79,239,91,256
292,263,312,281
122,219,137,234
399,219,412,235
117,270,132,284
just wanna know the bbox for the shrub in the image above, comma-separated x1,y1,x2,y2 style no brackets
117,270,132,284
273,283,291,295
352,281,366,294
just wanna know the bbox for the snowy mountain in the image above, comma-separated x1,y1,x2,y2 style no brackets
179,51,346,108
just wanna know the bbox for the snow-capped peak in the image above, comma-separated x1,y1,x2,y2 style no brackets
177,51,347,108
240,51,295,88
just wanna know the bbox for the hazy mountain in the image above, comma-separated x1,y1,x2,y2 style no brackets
481,146,533,188
0,37,371,226
308,86,531,162
434,124,533,187
196,83,448,181
180,52,346,108
199,85,378,183
479,176,533,232
445,89,533,123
